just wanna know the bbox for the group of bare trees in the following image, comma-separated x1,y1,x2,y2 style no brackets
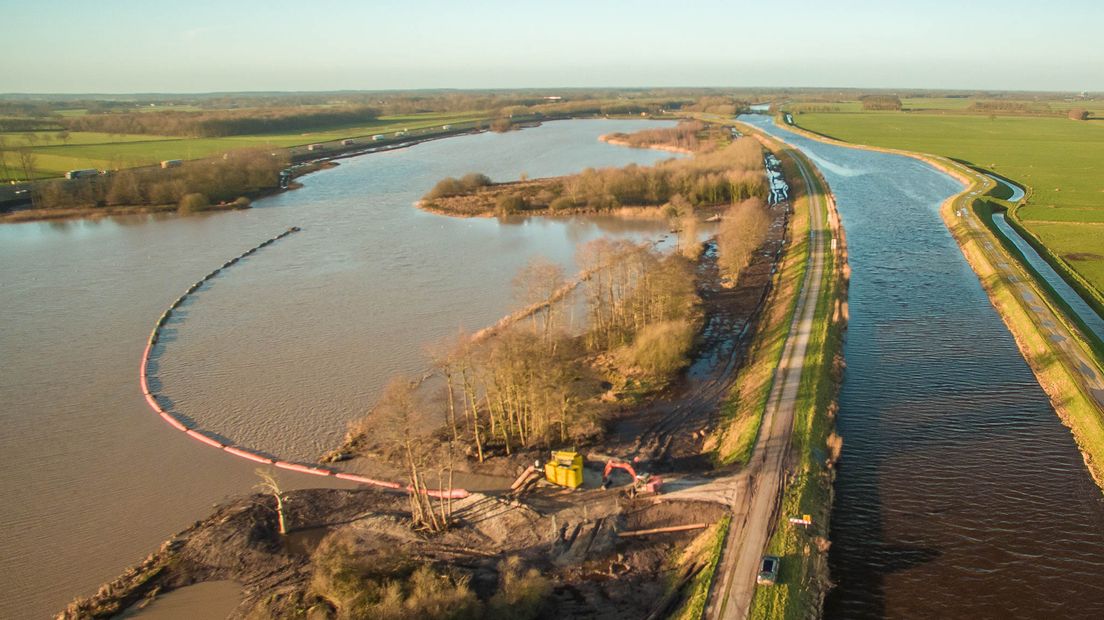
0,134,40,182
29,148,288,211
576,239,698,352
424,173,493,200
717,197,772,284
423,137,769,217
604,120,708,152
559,137,766,210
346,237,704,483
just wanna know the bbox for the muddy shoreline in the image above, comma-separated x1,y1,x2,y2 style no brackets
59,486,731,619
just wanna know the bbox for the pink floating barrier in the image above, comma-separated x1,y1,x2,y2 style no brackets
334,472,403,489
144,392,161,412
159,411,188,432
186,429,225,449
141,344,151,379
275,461,333,477
224,445,274,464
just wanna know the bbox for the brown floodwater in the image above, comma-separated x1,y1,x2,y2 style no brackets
119,581,241,620
0,119,683,618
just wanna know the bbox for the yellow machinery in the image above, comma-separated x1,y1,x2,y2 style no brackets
544,450,584,489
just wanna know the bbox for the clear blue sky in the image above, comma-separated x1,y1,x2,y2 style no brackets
3,0,1102,93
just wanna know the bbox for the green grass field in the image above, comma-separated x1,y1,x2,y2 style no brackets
0,111,486,179
792,110,1104,296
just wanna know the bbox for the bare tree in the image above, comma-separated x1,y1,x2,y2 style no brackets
0,134,11,181
376,377,446,531
717,197,771,283
513,257,566,349
17,148,37,182
254,468,288,535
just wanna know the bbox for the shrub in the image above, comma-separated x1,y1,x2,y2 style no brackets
549,196,575,211
177,192,209,214
310,536,481,620
424,177,465,200
623,319,696,377
495,193,527,216
424,173,492,201
487,557,550,620
459,172,492,190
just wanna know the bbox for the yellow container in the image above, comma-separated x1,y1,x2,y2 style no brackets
544,450,583,489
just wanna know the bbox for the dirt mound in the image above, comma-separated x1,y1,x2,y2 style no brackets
56,488,404,619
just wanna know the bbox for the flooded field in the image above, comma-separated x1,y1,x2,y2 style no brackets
0,119,683,617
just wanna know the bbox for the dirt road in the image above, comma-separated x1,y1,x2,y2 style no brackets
696,144,829,620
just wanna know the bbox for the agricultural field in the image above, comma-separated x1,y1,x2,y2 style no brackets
791,108,1104,297
0,111,486,179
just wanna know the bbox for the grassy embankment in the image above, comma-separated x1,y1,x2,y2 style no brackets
784,116,1104,491
710,148,810,466
0,112,486,179
669,515,732,620
744,136,844,620
791,110,1104,316
938,164,1104,489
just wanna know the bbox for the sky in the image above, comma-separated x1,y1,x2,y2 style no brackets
3,0,1102,93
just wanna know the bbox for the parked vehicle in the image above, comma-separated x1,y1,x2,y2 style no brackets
757,556,780,585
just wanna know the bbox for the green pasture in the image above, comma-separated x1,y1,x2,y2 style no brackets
1028,222,1104,286
0,111,486,178
792,111,1104,294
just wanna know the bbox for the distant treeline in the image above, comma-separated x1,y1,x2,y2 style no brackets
30,148,288,211
968,100,1054,115
0,117,64,132
680,96,747,116
859,95,902,111
61,105,382,137
790,104,843,114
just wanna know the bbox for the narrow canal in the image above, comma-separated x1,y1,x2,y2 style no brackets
740,115,1104,618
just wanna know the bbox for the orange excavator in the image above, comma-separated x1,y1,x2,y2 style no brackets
601,458,662,496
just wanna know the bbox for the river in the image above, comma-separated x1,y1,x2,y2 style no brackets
0,119,683,618
739,115,1104,618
